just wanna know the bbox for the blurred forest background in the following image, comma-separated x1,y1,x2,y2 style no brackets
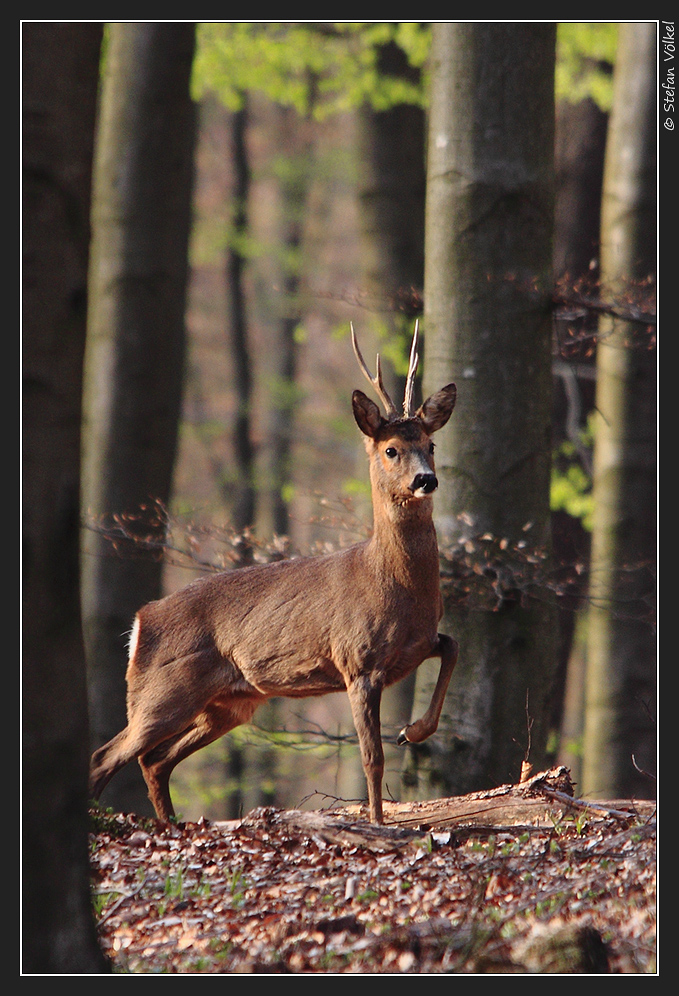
22,22,657,972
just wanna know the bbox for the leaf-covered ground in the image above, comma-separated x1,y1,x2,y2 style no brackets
89,790,656,975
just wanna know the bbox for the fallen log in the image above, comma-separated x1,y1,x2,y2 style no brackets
213,767,655,853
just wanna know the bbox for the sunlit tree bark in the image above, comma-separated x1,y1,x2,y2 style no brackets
582,22,656,799
553,94,608,788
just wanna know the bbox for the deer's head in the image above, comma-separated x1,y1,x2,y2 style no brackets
351,323,456,509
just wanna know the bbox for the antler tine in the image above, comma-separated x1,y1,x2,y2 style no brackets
403,319,420,417
350,323,398,418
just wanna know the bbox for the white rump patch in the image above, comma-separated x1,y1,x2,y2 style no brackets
127,617,141,661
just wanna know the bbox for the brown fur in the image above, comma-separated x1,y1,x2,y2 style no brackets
89,334,458,823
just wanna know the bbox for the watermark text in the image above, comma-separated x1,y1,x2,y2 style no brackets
662,21,675,129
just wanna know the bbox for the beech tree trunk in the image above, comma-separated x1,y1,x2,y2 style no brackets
225,99,257,535
355,39,426,315
81,24,197,815
22,22,108,973
406,23,559,797
354,39,428,782
257,105,313,540
582,22,657,799
552,94,608,789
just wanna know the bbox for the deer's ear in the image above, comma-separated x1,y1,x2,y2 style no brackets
352,390,385,438
417,383,457,435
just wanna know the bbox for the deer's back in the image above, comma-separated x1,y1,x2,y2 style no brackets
132,542,441,695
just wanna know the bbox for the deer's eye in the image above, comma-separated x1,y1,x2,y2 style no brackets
429,442,435,454
385,447,398,459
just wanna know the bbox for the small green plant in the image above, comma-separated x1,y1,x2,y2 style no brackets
191,877,211,900
91,890,121,918
228,868,247,908
319,950,348,971
549,814,565,836
357,888,379,904
164,866,185,900
575,812,589,836
208,939,233,961
189,957,210,972
89,803,126,838
535,893,565,918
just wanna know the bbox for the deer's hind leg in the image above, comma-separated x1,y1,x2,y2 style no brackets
90,648,255,816
139,696,261,821
89,728,140,803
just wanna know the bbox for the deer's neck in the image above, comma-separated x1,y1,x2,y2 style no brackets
367,497,440,591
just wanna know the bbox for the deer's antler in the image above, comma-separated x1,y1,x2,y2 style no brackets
351,322,421,419
350,323,398,419
403,319,420,418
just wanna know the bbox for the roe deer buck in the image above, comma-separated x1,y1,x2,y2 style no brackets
89,322,458,824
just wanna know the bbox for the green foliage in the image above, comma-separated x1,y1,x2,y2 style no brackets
550,416,595,530
564,735,584,759
89,802,157,839
194,23,618,123
192,23,429,118
551,456,594,531
280,482,296,506
371,315,420,377
342,477,372,500
265,373,306,413
89,803,124,837
556,23,618,110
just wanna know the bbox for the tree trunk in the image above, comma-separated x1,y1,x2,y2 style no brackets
355,39,426,315
406,23,559,797
225,99,257,536
554,96,609,282
583,22,656,799
257,105,313,539
81,24,197,815
354,39,428,792
552,95,608,788
22,22,109,973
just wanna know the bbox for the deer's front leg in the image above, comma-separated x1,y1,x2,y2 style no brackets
346,675,385,823
397,634,458,745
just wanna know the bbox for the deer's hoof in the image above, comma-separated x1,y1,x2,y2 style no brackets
396,726,410,746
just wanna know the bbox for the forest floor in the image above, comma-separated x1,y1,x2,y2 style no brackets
89,769,656,975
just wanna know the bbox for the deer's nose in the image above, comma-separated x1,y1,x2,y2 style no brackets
410,472,438,495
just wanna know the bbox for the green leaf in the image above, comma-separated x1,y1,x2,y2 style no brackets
556,23,618,110
193,23,429,119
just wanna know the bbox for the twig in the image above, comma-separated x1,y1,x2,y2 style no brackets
538,788,641,822
97,879,146,924
631,753,656,781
